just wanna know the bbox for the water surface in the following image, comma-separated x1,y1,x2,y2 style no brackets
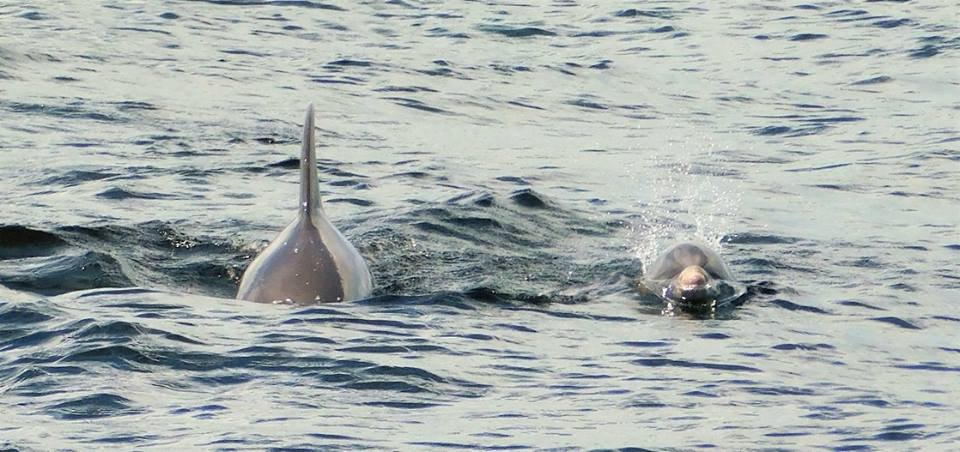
1,0,958,449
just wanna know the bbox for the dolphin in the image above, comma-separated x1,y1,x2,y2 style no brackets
640,241,741,308
236,104,373,304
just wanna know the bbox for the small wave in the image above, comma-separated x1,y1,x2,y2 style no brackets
0,226,67,260
631,358,761,373
192,0,345,10
476,25,556,38
790,33,828,41
769,299,831,315
871,316,921,330
0,251,132,295
96,187,183,200
46,393,143,420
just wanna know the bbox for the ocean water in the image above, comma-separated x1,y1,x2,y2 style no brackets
1,0,958,449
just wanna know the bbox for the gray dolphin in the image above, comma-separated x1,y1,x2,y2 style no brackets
641,241,739,307
236,104,373,304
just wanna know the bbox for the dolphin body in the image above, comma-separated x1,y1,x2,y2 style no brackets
236,104,373,304
641,241,741,308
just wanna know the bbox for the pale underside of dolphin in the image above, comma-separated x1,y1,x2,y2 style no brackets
236,104,373,304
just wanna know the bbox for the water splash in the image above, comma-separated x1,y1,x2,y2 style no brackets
628,131,743,267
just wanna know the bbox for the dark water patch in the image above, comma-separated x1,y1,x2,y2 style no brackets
615,8,674,19
835,396,890,408
932,316,960,323
753,125,792,136
786,162,852,173
870,431,924,441
619,341,671,348
114,27,173,36
0,251,132,296
477,25,556,38
382,97,454,115
97,187,179,200
414,441,529,450
0,302,58,325
808,184,861,191
254,136,297,145
268,157,300,169
895,363,960,373
769,299,831,315
631,358,761,373
306,432,362,441
19,11,47,20
722,233,800,245
766,431,810,438
2,101,119,122
339,344,450,354
89,434,162,445
790,33,828,41
909,45,938,59
795,116,863,124
851,75,892,85
509,189,549,209
374,85,437,93
889,282,915,292
496,176,530,185
312,76,364,85
697,333,730,340
0,226,68,260
328,179,367,187
566,99,608,110
326,59,372,67
743,386,815,396
192,0,345,10
838,300,885,311
490,64,533,74
61,343,167,371
284,315,428,330
35,169,121,187
772,343,835,351
365,401,442,409
871,316,920,330
507,100,544,110
326,197,373,207
112,101,157,111
46,223,247,297
825,9,868,18
873,18,910,28
221,49,271,58
46,393,142,420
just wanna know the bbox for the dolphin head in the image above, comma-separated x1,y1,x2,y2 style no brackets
643,241,737,308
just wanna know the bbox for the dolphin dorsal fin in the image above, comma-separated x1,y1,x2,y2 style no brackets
300,103,322,219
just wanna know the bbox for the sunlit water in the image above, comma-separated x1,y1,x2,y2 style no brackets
1,1,958,449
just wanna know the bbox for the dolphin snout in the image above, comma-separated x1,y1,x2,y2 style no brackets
667,265,715,303
677,265,709,288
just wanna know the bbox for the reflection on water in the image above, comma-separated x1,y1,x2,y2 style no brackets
1,0,959,449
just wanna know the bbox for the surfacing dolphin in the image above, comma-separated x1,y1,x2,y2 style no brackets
640,241,743,310
236,104,373,304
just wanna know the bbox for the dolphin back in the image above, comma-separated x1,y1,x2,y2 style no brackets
236,104,373,304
